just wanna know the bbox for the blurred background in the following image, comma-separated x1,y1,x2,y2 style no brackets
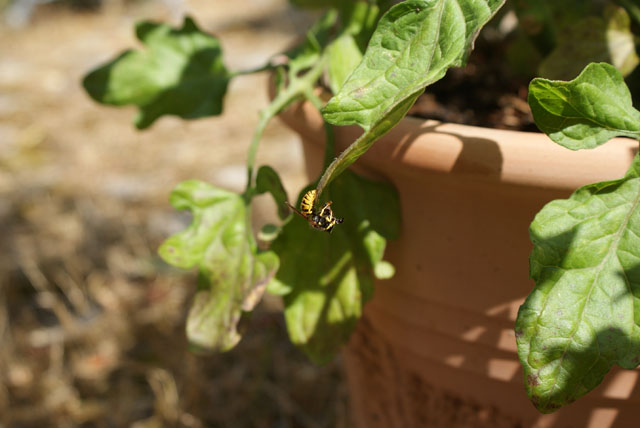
0,0,349,426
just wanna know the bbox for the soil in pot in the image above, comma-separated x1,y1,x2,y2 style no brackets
408,33,536,132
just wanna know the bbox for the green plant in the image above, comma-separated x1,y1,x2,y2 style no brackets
82,0,640,414
518,62,640,413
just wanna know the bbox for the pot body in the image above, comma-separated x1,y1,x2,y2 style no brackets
279,101,640,428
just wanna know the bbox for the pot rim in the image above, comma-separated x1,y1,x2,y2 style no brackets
278,97,638,191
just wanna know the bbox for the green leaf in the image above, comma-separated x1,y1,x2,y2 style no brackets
317,0,505,194
318,89,423,195
322,0,504,129
516,153,640,413
529,62,640,150
538,6,639,81
339,0,382,51
159,180,278,352
326,1,382,94
269,171,400,363
327,35,364,94
83,17,229,129
256,165,289,220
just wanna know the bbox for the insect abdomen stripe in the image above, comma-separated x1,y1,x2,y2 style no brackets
300,189,316,217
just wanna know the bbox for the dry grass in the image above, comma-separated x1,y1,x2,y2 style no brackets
0,1,347,426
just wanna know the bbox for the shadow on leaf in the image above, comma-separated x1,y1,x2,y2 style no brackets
270,170,400,364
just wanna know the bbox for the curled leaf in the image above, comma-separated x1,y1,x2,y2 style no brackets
159,180,278,352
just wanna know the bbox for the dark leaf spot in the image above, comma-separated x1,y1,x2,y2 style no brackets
527,374,540,386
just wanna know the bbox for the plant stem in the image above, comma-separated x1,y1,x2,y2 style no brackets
230,63,274,78
245,112,270,201
242,59,327,253
304,89,335,171
243,58,327,201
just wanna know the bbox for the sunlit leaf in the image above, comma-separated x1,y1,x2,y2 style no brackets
269,171,400,363
317,0,505,194
325,1,382,94
323,0,504,129
516,154,640,413
83,17,229,129
327,35,363,94
159,180,278,351
529,62,640,150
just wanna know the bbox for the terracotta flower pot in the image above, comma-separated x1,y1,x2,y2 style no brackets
278,99,640,427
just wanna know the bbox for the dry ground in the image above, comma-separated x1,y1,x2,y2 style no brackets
0,1,348,426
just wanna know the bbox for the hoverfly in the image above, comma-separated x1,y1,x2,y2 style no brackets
286,189,343,233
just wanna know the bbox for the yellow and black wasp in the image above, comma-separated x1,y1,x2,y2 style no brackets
286,189,343,233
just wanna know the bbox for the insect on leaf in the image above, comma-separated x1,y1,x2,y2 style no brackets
159,180,278,352
268,171,400,363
